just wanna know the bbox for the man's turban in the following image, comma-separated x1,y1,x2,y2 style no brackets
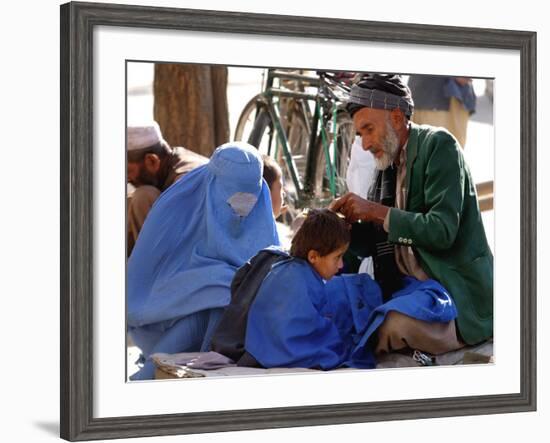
346,74,414,119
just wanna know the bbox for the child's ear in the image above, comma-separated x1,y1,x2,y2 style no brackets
307,249,320,264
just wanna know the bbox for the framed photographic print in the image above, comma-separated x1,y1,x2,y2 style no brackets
60,1,536,441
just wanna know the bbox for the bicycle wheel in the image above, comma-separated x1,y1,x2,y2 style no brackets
284,106,310,178
247,107,276,154
246,107,310,226
309,111,355,204
234,94,266,143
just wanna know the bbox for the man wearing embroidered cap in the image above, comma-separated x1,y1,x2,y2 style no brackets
331,73,493,356
127,121,207,255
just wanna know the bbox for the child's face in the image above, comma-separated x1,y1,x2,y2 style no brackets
269,173,285,219
308,243,349,280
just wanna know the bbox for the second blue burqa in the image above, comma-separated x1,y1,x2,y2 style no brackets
127,142,280,379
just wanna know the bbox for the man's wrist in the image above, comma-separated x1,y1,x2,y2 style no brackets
383,208,391,233
375,204,390,224
365,202,390,225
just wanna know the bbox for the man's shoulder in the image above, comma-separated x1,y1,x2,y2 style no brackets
413,122,456,144
173,146,208,165
170,146,209,182
412,123,460,156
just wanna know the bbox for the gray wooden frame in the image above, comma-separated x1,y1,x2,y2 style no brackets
60,1,537,441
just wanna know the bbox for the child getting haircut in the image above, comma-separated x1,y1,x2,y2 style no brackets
244,209,381,369
290,208,350,280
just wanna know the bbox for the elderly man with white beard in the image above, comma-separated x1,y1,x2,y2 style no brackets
330,73,493,357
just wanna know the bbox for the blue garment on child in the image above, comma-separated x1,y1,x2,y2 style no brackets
351,276,458,360
127,142,280,379
245,258,383,370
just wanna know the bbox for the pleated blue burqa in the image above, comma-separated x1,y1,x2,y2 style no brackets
127,142,280,379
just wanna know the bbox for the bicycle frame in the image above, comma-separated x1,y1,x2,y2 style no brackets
255,69,350,207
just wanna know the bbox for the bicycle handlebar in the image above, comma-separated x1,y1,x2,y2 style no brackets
268,69,353,90
267,87,318,101
267,68,351,103
268,70,320,86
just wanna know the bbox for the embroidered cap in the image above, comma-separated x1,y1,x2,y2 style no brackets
127,121,165,151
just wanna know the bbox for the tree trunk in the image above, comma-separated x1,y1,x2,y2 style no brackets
153,64,229,157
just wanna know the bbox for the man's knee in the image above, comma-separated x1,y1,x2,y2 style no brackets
129,185,161,209
127,185,162,255
128,185,161,223
376,311,408,354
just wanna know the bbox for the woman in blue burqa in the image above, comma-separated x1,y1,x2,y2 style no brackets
127,142,280,380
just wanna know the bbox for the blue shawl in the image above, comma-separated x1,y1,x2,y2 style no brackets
245,259,457,369
351,276,458,360
245,258,382,369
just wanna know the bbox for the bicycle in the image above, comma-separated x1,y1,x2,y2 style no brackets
234,69,356,223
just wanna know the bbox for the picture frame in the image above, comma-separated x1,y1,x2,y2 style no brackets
60,1,537,441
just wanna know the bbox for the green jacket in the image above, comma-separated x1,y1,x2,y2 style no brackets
387,123,493,345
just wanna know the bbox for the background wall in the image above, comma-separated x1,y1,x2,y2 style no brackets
1,1,546,442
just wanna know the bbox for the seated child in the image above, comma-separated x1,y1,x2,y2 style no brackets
262,155,294,250
212,209,460,370
261,154,286,219
244,209,383,370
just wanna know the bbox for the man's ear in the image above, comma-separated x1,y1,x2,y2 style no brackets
390,108,406,129
143,153,161,174
307,249,320,264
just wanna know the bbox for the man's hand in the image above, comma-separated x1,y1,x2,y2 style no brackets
329,192,390,225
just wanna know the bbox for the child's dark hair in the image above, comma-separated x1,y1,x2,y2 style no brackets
290,209,350,259
262,154,282,189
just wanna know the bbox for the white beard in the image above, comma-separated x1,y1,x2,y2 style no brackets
374,119,401,171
